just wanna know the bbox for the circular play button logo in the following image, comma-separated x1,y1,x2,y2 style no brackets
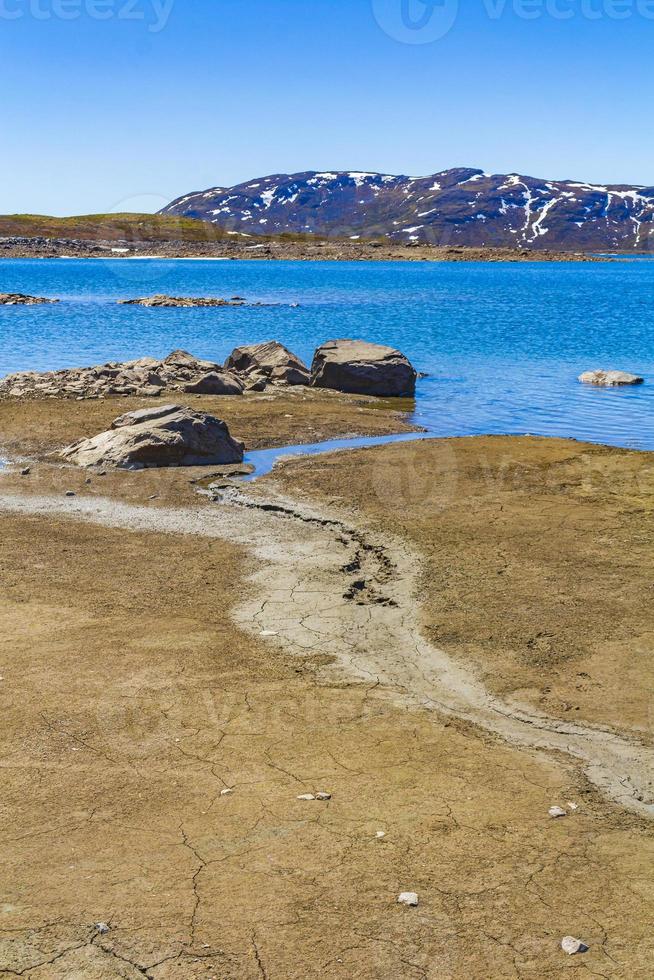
372,0,459,44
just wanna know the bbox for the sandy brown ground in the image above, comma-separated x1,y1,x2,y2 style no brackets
0,412,653,978
282,437,654,741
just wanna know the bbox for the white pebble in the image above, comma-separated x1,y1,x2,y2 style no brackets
94,922,110,934
397,892,419,907
567,801,579,811
315,792,332,801
220,788,234,796
260,630,279,637
375,831,386,839
561,936,588,955
297,793,316,801
549,806,567,819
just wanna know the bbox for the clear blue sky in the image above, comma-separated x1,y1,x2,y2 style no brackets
1,0,652,215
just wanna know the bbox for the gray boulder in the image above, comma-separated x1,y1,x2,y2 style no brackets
183,371,244,395
162,349,221,373
60,404,244,469
311,339,417,397
225,341,310,386
578,370,644,387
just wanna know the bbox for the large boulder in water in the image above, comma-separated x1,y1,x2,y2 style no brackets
578,369,644,387
225,341,310,386
310,339,417,397
60,404,244,469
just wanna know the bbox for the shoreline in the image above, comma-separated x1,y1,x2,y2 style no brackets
0,237,608,262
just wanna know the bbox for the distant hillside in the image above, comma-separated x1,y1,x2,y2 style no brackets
0,213,336,246
161,168,654,251
0,213,231,242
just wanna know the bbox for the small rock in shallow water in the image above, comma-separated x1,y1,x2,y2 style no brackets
315,792,332,801
561,936,588,955
397,892,419,907
65,490,76,497
549,806,567,819
578,369,643,387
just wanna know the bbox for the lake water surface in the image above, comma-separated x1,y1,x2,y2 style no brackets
1,257,653,450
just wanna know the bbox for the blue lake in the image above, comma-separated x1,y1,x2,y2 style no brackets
1,257,653,450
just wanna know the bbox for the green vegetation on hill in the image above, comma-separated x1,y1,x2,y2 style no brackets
0,212,332,244
0,213,234,242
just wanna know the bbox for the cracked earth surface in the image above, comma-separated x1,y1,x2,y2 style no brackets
0,433,653,977
1,476,652,822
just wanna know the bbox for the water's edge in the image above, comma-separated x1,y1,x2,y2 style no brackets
242,431,433,480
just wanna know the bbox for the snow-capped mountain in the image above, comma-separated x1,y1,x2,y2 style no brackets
161,168,654,250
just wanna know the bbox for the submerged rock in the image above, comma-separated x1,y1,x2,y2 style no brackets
225,340,310,387
578,370,644,387
60,404,244,469
311,339,417,397
0,292,58,305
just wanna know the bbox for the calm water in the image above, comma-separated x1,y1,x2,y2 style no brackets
1,257,653,450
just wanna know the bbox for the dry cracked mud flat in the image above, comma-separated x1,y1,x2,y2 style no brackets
0,426,653,978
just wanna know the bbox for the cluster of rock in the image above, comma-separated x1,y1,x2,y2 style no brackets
0,292,58,305
225,338,417,397
60,404,244,469
0,339,417,400
118,294,290,308
0,349,246,400
119,294,248,308
0,290,297,307
578,369,644,387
